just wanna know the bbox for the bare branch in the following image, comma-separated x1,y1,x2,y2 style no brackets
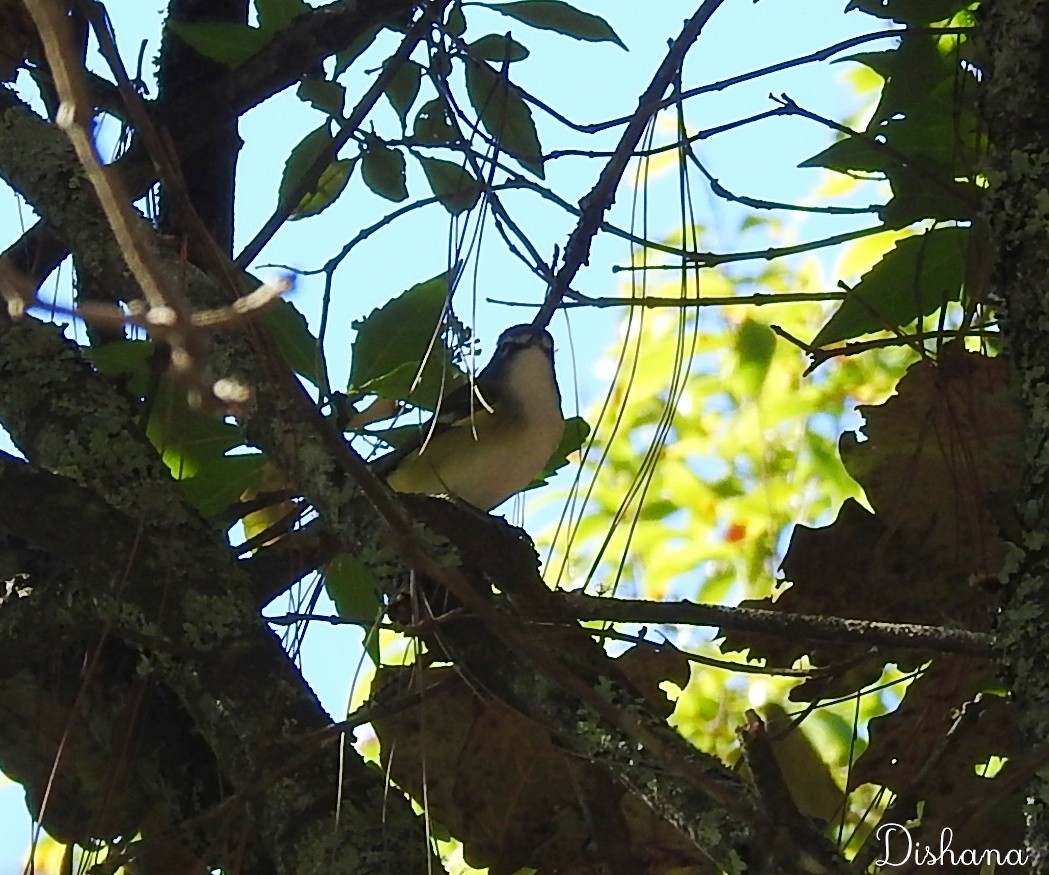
24,0,239,412
565,593,992,658
535,0,728,327
234,0,453,268
500,289,850,310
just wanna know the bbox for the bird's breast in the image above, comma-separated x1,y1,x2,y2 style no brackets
386,346,564,510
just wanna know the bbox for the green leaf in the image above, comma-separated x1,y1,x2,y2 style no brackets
323,554,383,663
261,298,325,388
180,452,269,518
349,271,467,408
334,25,378,75
731,319,776,398
278,125,339,213
384,60,423,127
256,0,309,31
488,1,626,49
844,0,969,25
445,2,467,36
880,178,981,228
412,97,459,144
432,47,453,79
147,384,243,477
323,554,382,623
799,136,885,175
846,35,954,128
465,60,544,177
89,340,242,479
469,34,530,62
836,49,896,80
639,499,678,521
804,61,983,227
881,82,983,176
167,21,272,68
812,226,969,346
361,139,409,202
88,339,156,397
297,78,345,117
418,156,482,215
526,416,590,490
296,158,353,218
801,97,982,183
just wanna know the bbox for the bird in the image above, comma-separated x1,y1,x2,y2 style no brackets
374,324,565,512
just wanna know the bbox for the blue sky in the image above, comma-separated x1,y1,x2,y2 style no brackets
0,1,887,869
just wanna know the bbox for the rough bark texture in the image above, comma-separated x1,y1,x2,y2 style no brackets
0,3,436,872
984,1,1049,869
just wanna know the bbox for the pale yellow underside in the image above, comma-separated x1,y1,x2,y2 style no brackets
385,346,564,511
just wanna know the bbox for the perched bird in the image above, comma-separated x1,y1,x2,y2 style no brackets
375,324,564,511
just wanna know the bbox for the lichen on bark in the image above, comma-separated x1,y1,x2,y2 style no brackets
983,1,1049,869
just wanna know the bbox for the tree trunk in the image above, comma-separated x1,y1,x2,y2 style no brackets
984,1,1049,869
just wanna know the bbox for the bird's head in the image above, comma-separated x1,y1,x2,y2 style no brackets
489,324,555,366
478,324,560,414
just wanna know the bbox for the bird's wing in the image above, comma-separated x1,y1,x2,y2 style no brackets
369,377,494,478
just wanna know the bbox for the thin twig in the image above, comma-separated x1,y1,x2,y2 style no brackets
23,0,236,411
564,594,992,658
603,26,974,133
1,1,419,291
508,27,971,137
683,136,878,216
535,0,728,327
26,1,183,319
543,107,789,159
73,275,293,331
773,94,983,211
770,324,995,373
487,289,848,310
234,0,452,268
612,225,886,271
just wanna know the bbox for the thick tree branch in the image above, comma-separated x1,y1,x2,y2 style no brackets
1,29,439,863
0,322,435,872
378,500,852,874
156,0,247,254
0,521,227,869
26,0,235,409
